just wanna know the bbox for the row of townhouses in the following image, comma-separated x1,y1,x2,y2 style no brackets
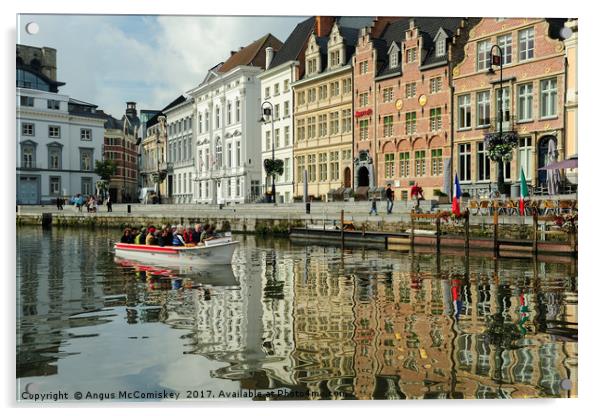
17,16,577,206
144,16,577,205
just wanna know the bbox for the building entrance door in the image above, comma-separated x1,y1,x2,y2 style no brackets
18,176,39,204
344,167,351,188
358,166,369,187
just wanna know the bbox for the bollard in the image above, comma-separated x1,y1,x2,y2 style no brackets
127,204,132,214
41,212,52,228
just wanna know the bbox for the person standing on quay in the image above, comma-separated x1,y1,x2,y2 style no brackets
369,196,378,216
386,184,394,214
106,194,113,212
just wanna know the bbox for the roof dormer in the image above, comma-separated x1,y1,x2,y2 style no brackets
305,33,322,77
433,27,449,58
327,23,345,69
388,42,400,69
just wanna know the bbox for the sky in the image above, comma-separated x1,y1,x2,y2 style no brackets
17,14,307,118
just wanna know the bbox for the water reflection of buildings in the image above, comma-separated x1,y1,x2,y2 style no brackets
17,228,106,378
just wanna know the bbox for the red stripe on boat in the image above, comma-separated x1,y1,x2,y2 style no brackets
115,243,179,254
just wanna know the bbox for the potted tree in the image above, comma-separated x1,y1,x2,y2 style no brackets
433,189,449,204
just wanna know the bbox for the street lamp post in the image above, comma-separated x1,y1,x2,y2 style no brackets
261,101,276,204
489,45,505,195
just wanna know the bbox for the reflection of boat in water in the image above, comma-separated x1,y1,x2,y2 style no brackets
114,258,239,287
114,235,239,266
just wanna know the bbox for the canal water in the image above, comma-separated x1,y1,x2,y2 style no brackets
16,227,577,401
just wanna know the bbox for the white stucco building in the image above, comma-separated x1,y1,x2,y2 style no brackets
164,95,196,204
16,45,105,204
188,34,283,205
257,17,315,204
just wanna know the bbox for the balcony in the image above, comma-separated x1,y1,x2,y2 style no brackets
18,161,41,170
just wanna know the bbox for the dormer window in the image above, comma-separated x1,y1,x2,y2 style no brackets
406,47,417,63
329,50,340,67
436,37,446,57
390,51,399,68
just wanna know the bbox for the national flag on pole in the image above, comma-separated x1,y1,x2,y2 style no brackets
452,173,462,217
519,167,528,215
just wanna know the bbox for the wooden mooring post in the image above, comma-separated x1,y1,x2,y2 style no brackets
435,215,441,254
532,211,539,257
493,209,499,257
463,209,470,253
410,210,416,249
340,209,345,246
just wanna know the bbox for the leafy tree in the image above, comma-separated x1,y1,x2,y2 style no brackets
94,160,117,181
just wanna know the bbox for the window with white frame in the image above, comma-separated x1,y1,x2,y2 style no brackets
215,106,220,128
390,50,399,68
329,151,339,181
274,82,280,96
436,37,446,57
405,82,416,98
227,142,232,167
458,143,471,182
517,83,533,121
236,141,241,166
284,158,291,182
297,119,305,141
477,91,491,127
429,77,442,94
215,138,223,167
275,129,280,148
20,96,34,107
22,122,34,136
318,85,328,100
204,111,209,131
540,78,557,118
318,153,328,181
383,115,393,137
330,50,341,67
284,101,290,117
406,47,417,63
430,108,442,131
284,79,290,91
519,27,534,61
384,153,395,178
497,34,512,65
48,145,61,170
235,99,240,122
275,104,280,119
265,86,271,99
399,152,410,177
359,60,369,74
359,92,369,107
458,94,471,129
329,112,339,135
477,40,492,71
414,150,426,177
431,149,443,176
342,109,352,133
227,101,232,125
359,119,369,140
330,81,340,97
343,78,352,94
383,87,394,102
318,114,327,137
518,137,533,180
47,99,60,110
265,131,271,151
477,142,490,181
49,125,61,138
284,126,290,146
49,177,61,195
496,87,511,122
405,112,417,135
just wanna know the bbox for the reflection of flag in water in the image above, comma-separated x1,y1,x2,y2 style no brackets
452,173,462,217
451,278,463,319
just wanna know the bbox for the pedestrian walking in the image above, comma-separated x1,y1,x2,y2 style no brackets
386,184,394,214
410,183,424,212
106,194,113,212
369,196,378,216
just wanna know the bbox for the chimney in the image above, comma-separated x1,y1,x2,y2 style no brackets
315,16,335,37
265,46,274,70
126,101,137,118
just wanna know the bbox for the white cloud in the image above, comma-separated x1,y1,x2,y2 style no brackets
18,14,305,118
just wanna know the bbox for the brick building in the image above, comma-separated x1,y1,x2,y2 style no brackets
451,18,568,196
352,17,474,200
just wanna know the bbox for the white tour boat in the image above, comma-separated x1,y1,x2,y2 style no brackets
114,234,239,266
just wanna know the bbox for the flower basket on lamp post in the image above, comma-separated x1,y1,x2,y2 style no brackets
484,131,519,196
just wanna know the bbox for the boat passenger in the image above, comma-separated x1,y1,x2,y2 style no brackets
153,230,163,246
120,228,133,243
184,227,195,244
134,227,146,245
192,224,202,244
146,226,157,245
160,228,171,246
200,224,210,242
172,226,186,246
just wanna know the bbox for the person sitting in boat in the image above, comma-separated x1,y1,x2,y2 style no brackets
160,227,172,246
183,227,194,244
145,226,157,245
200,224,211,242
192,223,202,244
130,228,139,243
120,228,133,243
134,227,146,245
153,230,163,246
172,226,186,246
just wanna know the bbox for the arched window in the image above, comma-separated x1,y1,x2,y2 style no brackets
215,138,223,168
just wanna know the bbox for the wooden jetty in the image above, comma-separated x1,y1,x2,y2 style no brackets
290,209,577,260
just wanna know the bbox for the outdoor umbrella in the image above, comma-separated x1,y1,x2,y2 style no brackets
538,157,578,170
546,139,561,195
